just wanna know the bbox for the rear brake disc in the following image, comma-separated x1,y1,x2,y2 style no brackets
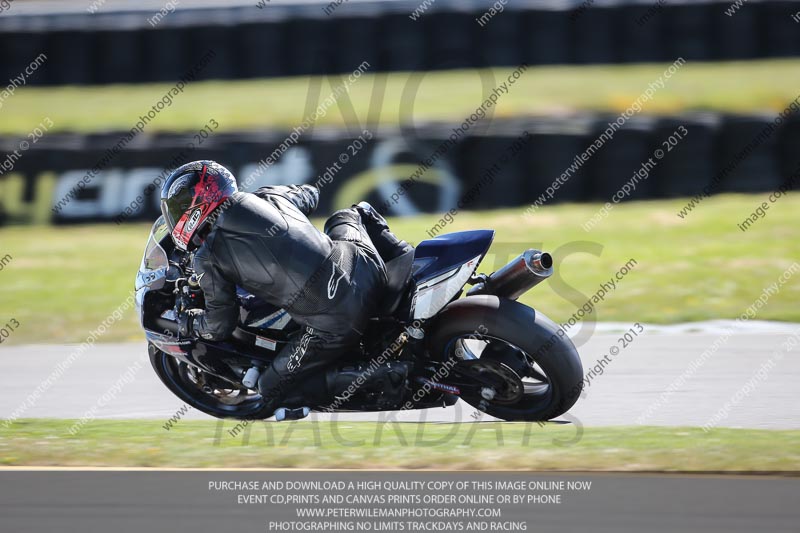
453,359,524,405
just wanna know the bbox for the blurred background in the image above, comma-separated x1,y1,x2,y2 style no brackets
3,0,800,223
0,0,799,470
0,0,798,343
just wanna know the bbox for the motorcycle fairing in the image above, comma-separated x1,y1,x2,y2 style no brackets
136,217,170,287
409,230,494,320
411,230,495,283
136,216,172,329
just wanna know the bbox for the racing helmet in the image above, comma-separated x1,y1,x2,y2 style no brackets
160,160,237,251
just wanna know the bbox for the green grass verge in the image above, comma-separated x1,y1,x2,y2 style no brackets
1,419,798,471
2,59,799,134
0,194,798,346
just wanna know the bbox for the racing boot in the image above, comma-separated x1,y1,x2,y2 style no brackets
274,407,311,421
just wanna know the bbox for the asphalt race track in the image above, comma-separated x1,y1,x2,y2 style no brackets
1,321,798,429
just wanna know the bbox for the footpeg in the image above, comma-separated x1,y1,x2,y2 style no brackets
274,407,311,422
242,366,261,389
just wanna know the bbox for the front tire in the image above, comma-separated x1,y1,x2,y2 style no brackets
149,347,272,420
428,295,583,421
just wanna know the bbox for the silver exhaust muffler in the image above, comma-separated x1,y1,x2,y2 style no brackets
466,249,554,300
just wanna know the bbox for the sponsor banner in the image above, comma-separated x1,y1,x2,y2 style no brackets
0,114,797,226
0,131,471,225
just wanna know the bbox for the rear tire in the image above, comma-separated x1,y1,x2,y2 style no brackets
428,295,583,421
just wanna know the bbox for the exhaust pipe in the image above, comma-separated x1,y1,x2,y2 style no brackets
466,249,553,300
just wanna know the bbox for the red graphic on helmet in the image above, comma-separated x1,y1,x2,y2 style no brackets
171,165,232,250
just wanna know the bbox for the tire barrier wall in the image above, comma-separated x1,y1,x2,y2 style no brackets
1,113,797,226
1,0,800,86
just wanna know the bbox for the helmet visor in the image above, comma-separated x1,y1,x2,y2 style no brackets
160,199,183,231
160,177,195,232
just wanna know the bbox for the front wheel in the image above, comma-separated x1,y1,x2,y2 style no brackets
149,347,272,420
427,295,584,421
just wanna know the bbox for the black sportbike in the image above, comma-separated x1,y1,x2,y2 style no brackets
136,216,583,421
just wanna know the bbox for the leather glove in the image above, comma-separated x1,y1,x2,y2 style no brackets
178,308,205,339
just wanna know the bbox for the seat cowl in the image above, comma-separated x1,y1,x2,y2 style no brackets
412,230,495,284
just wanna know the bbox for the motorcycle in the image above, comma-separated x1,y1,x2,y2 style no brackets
135,215,583,422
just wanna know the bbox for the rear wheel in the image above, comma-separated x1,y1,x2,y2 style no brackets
149,347,271,420
428,295,583,421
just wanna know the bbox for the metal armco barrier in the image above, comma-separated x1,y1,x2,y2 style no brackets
1,113,799,226
1,0,799,86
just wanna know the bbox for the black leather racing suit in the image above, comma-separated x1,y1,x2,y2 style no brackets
190,184,400,412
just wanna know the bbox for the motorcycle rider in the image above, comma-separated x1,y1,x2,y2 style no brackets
159,160,412,417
